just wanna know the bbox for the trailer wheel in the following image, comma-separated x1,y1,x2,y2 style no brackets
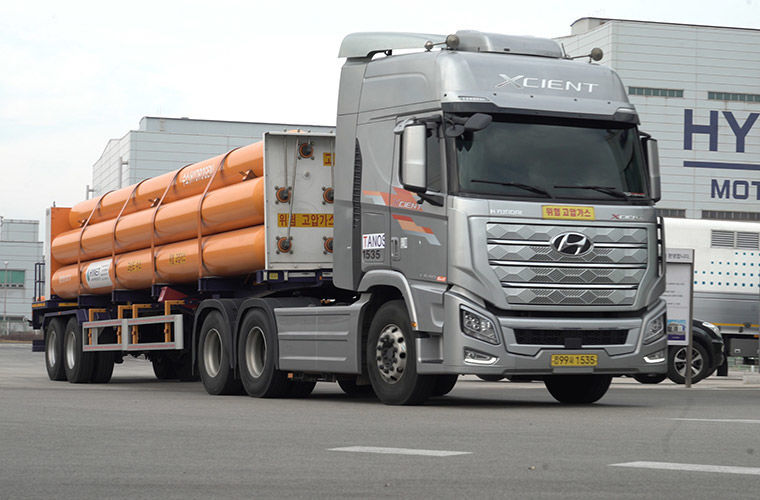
198,311,242,395
667,343,710,384
63,317,94,383
366,300,434,405
237,309,289,398
633,373,667,384
151,354,177,380
431,375,458,397
544,375,612,404
44,318,67,381
91,353,115,383
337,379,375,398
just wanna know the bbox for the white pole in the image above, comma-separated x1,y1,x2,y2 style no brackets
3,261,8,336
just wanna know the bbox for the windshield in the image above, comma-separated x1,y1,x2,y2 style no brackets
452,114,649,202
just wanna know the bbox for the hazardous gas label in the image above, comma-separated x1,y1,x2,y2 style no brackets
542,205,595,220
323,153,333,166
277,213,334,228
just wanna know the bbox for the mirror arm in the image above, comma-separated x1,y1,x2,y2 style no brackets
416,192,444,207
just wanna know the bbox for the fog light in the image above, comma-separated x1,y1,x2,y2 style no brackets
644,349,666,363
643,315,665,345
464,348,497,365
461,307,500,345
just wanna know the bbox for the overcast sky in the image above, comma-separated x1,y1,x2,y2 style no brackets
1,0,758,226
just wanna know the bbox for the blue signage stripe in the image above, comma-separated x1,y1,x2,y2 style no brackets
684,161,760,170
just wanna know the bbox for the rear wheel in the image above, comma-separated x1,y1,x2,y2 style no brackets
237,309,289,398
431,375,458,397
198,311,241,395
668,343,710,384
44,319,66,381
63,318,94,383
633,373,667,384
544,374,612,404
366,300,433,405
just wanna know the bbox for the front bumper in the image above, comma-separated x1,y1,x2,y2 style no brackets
423,291,668,377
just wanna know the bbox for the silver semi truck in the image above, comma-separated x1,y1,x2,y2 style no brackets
33,30,668,405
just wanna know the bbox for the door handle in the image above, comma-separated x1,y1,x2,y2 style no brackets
390,237,400,261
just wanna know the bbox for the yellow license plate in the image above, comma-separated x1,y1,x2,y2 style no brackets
542,205,595,220
551,354,598,367
277,213,334,228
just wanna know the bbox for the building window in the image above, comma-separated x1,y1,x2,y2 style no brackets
711,230,759,250
0,269,24,288
655,208,686,218
702,210,760,221
708,91,760,103
628,87,683,98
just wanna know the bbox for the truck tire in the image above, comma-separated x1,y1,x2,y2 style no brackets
633,373,667,384
286,380,317,398
198,311,242,395
91,352,115,383
63,317,94,383
477,375,506,382
366,300,434,405
667,343,710,384
337,379,375,398
237,309,289,398
431,375,458,397
172,354,198,381
44,318,66,381
544,374,612,404
152,354,177,380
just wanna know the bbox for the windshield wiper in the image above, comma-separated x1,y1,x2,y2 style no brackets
472,179,552,198
553,185,635,200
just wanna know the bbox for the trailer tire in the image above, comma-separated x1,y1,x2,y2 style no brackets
633,373,667,384
91,353,115,383
286,380,317,398
237,309,289,398
544,375,612,404
431,375,458,397
667,343,710,384
337,379,375,398
44,318,67,381
152,354,177,380
366,300,434,405
63,317,94,384
198,311,242,395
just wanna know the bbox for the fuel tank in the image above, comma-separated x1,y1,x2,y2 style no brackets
68,141,264,227
50,225,265,298
51,177,264,265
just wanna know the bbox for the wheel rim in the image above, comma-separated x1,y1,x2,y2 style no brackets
47,330,57,367
244,327,267,378
203,328,223,378
375,323,407,384
65,330,76,370
673,347,704,377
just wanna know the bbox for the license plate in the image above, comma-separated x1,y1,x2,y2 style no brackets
542,205,595,220
551,354,598,367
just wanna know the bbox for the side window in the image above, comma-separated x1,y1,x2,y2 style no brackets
426,127,442,192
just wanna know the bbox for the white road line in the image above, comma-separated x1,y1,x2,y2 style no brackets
328,446,471,457
611,461,760,476
669,418,760,424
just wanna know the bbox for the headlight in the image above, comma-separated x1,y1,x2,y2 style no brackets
702,321,722,339
460,307,500,345
642,315,665,345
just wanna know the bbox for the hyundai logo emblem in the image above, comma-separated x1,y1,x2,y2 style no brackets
550,232,593,256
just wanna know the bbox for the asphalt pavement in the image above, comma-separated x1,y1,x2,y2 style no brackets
1,342,759,499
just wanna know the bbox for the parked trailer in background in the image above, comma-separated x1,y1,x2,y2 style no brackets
32,30,668,405
663,218,760,372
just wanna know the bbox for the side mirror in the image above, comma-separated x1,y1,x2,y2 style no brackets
401,124,427,192
643,137,661,202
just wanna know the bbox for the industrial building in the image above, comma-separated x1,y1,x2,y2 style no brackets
559,18,760,220
0,218,43,334
91,117,334,196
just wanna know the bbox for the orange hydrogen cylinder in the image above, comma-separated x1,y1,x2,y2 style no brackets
50,225,266,298
51,177,265,265
68,141,264,228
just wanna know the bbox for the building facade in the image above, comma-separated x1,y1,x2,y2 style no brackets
0,218,43,333
91,117,334,196
559,18,760,220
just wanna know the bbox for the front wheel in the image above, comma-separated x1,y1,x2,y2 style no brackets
668,343,710,384
633,373,667,384
544,374,612,404
366,300,433,405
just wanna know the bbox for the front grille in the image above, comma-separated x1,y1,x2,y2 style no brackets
513,328,628,345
